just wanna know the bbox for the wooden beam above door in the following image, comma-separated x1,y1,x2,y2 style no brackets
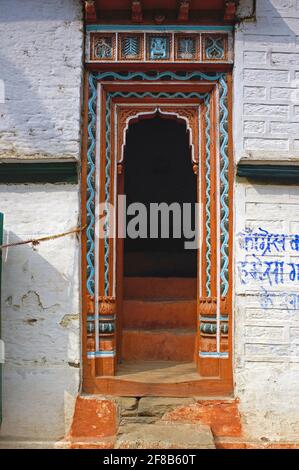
86,0,239,24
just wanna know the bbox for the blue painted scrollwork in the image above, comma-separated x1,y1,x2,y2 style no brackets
86,74,97,296
205,35,225,60
204,94,212,297
219,75,229,296
86,71,230,356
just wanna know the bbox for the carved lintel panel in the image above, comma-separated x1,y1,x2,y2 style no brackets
118,33,144,61
202,34,227,61
87,30,232,64
175,34,199,61
90,33,116,61
147,34,172,61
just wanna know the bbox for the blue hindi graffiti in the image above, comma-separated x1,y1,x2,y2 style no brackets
239,227,299,256
238,227,299,287
259,288,299,310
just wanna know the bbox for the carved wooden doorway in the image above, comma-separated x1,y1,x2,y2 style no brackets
118,112,198,374
82,73,233,396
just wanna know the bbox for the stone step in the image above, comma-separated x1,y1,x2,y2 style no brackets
124,276,196,300
115,422,215,449
116,396,196,420
122,299,196,329
121,329,196,362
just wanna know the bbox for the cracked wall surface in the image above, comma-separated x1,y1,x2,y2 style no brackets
0,184,80,438
0,0,83,439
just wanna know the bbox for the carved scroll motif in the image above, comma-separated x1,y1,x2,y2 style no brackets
116,105,200,168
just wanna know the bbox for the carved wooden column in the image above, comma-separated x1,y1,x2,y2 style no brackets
198,297,229,376
86,295,96,377
97,296,116,375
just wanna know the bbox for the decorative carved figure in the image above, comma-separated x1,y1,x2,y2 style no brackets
177,37,196,60
122,36,139,58
95,37,113,59
149,36,169,60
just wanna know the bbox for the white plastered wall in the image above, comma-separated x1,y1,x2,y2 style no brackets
0,0,83,439
234,0,299,440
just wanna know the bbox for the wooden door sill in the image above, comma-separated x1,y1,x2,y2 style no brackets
84,361,233,397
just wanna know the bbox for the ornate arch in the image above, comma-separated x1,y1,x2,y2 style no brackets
82,71,233,395
116,106,200,169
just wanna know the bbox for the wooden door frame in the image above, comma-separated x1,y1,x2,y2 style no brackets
115,101,203,364
81,71,234,396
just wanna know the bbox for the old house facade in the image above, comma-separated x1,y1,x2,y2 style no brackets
1,0,299,448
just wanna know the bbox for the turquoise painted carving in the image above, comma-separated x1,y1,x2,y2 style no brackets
105,90,209,297
87,70,229,298
219,75,229,296
99,323,115,334
199,351,229,358
86,74,96,296
86,71,224,301
200,323,228,335
93,71,222,81
87,315,95,334
87,350,116,359
205,35,225,60
122,36,139,58
149,36,169,60
95,37,113,59
204,94,211,297
178,37,196,60
86,71,230,356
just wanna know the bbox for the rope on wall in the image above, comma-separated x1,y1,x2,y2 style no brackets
0,225,86,250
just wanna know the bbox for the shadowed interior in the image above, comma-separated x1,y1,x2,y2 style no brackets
124,115,197,278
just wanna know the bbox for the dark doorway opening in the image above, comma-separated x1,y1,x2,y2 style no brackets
124,115,197,278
